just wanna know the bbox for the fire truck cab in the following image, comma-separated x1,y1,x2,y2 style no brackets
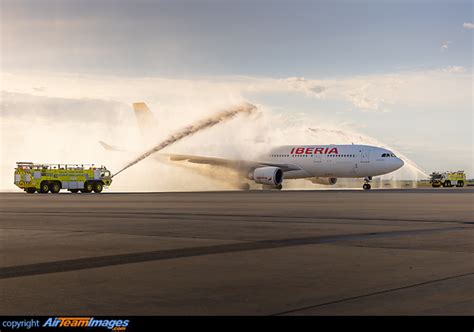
14,162,112,194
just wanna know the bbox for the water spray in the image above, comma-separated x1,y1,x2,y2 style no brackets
112,102,257,178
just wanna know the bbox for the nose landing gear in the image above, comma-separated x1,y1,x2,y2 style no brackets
363,176,372,190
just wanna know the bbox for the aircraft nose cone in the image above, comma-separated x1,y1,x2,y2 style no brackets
396,158,404,170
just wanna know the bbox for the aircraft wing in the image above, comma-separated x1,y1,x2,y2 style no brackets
163,153,302,173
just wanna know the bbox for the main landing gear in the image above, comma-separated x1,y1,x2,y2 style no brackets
363,176,372,190
239,183,250,191
262,184,283,191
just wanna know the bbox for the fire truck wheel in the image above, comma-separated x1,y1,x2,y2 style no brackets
82,182,93,193
93,182,103,193
445,180,451,187
39,182,50,193
51,182,61,193
70,189,79,193
26,188,36,194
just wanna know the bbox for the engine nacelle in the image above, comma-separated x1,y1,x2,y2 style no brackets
310,177,338,185
249,167,284,186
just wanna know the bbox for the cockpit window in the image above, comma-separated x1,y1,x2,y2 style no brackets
382,153,397,158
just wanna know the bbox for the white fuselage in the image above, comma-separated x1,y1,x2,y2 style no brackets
260,144,404,179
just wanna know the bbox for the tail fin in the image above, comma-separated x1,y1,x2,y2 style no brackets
133,102,158,137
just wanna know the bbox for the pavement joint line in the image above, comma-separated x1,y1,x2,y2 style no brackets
1,188,473,195
0,224,469,242
0,226,464,280
331,243,474,254
271,271,474,316
0,226,248,242
1,210,472,225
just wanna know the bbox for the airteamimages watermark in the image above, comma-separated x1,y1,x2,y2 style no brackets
1,317,129,331
43,317,129,330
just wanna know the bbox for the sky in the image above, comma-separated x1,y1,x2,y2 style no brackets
0,0,473,189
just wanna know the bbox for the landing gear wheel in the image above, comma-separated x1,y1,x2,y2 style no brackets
50,182,60,193
70,189,79,193
26,188,36,194
39,182,50,193
93,182,103,193
82,182,93,193
262,184,283,190
239,183,250,191
362,176,372,190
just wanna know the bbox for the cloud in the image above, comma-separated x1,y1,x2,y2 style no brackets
442,65,466,73
463,22,474,29
1,67,471,117
348,90,384,112
440,40,452,52
0,91,129,124
283,77,326,98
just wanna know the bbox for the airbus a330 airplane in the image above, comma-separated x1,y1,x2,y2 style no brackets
168,144,404,190
100,103,404,190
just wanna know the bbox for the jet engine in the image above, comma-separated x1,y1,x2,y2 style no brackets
249,167,284,186
310,177,338,185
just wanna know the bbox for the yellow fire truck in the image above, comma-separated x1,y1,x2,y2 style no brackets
14,162,112,194
429,170,466,188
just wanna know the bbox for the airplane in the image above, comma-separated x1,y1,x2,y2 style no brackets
100,102,404,190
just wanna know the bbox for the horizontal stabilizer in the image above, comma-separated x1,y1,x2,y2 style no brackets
98,140,126,152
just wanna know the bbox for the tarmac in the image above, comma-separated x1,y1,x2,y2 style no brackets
0,188,473,315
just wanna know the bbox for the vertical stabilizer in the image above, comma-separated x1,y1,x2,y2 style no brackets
133,102,158,137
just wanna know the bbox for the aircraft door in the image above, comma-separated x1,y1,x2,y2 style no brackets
313,153,324,176
361,149,370,163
